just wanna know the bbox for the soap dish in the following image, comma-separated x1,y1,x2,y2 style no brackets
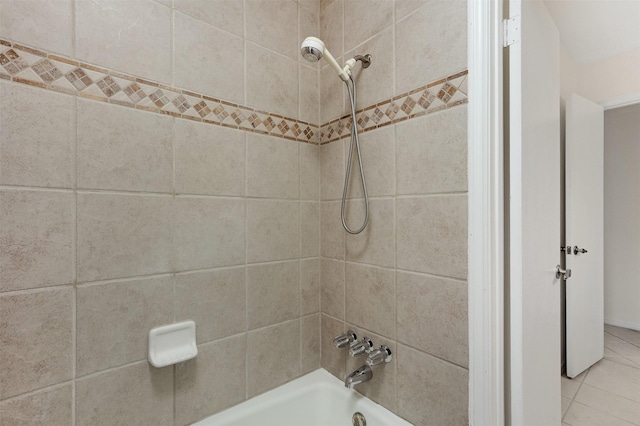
148,321,198,368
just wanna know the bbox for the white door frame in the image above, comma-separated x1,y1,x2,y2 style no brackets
467,0,505,424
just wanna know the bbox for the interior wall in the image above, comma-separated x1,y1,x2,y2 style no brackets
0,1,322,424
603,103,640,330
317,1,469,424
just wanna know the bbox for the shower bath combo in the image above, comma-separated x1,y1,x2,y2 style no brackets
300,37,372,234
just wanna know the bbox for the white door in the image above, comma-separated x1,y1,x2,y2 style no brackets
508,0,562,424
565,93,604,378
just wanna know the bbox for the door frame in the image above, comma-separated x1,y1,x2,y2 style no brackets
467,0,506,424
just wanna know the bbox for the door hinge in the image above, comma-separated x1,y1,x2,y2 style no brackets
503,16,521,47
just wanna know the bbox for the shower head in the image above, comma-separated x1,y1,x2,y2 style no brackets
300,37,323,62
300,36,350,81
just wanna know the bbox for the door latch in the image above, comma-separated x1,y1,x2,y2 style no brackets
555,265,571,280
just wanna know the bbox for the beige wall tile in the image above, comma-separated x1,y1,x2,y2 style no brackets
174,11,244,103
343,0,393,51
76,0,171,83
345,263,395,339
246,42,299,119
0,287,73,399
300,143,320,200
320,61,345,123
395,0,429,21
76,361,173,426
247,320,301,397
320,314,345,379
301,201,320,257
320,0,343,58
397,271,468,367
76,276,174,376
396,0,467,94
344,327,396,411
299,4,320,67
246,200,299,263
0,82,74,188
0,383,72,426
247,133,300,199
320,201,344,259
320,258,344,319
301,258,320,315
0,0,73,56
77,100,173,193
344,123,395,199
300,64,320,124
0,190,74,292
175,335,246,425
247,261,300,329
396,107,467,195
320,140,344,201
246,0,298,59
397,195,467,279
174,120,245,196
173,0,244,36
77,193,172,282
176,268,246,344
396,344,468,426
301,314,321,373
345,198,395,267
174,196,245,271
344,27,394,107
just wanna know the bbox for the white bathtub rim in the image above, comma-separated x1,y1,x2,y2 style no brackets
193,368,413,425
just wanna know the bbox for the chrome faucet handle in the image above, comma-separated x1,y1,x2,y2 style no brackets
349,336,373,357
333,330,357,349
366,345,392,366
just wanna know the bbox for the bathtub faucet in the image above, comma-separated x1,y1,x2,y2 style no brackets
345,364,373,389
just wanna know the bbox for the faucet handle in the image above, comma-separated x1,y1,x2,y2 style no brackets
333,330,357,349
366,345,392,366
349,336,373,357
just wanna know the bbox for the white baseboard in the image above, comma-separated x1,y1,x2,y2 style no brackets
605,318,640,331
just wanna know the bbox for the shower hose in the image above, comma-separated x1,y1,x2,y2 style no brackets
341,74,369,234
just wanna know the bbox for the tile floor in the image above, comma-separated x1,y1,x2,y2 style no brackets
562,325,640,426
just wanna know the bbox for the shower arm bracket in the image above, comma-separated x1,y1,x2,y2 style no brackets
341,54,373,77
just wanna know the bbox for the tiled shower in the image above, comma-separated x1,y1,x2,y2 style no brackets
0,1,468,425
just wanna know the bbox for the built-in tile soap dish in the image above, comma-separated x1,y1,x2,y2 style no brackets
148,321,198,368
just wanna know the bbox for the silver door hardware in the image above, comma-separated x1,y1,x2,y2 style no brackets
561,246,572,254
555,265,572,280
573,246,588,255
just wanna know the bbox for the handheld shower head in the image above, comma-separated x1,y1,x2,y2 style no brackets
300,37,324,62
300,36,349,81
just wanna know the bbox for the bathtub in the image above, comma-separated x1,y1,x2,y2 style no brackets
194,368,413,426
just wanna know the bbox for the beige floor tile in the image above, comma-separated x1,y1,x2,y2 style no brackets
562,376,582,399
562,397,572,417
564,401,637,426
584,359,640,402
575,384,640,425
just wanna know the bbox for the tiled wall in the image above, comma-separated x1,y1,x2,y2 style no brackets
318,1,469,425
1,0,469,425
0,1,321,425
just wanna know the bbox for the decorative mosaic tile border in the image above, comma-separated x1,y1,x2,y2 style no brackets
319,70,468,144
0,39,319,143
0,38,468,146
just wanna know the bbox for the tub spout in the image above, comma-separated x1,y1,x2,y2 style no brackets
345,364,373,389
